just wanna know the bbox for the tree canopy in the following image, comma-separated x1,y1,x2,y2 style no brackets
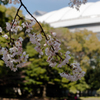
0,0,100,98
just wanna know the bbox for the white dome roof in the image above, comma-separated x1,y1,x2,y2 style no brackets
37,1,100,28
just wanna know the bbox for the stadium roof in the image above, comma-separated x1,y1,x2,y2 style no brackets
36,1,100,29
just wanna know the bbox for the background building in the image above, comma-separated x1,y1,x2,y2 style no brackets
34,1,100,38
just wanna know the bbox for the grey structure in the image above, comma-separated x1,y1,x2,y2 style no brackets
36,1,100,38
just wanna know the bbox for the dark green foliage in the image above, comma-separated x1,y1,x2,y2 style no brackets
85,67,100,89
22,43,64,97
0,5,6,28
0,5,25,98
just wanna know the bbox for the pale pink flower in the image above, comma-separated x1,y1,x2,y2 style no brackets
10,47,18,53
16,26,22,31
52,32,56,36
15,41,21,47
2,34,8,39
30,19,36,26
0,27,2,33
11,67,17,72
25,28,31,33
9,0,12,4
37,33,42,41
13,0,20,4
49,62,57,67
6,22,11,31
19,37,23,42
34,46,43,55
21,23,26,28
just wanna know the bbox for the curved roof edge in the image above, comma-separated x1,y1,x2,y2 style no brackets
36,1,100,28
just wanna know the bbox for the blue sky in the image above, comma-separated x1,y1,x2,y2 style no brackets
6,0,100,15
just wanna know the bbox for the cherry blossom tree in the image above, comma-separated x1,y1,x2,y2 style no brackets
0,0,86,81
69,0,87,10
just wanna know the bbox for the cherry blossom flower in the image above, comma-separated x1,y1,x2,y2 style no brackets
10,46,18,53
8,0,20,4
51,32,56,37
0,27,2,33
2,34,8,39
6,22,11,31
15,41,21,47
0,44,28,72
9,0,12,4
34,46,43,55
21,23,26,28
19,37,23,42
13,0,20,4
49,62,57,67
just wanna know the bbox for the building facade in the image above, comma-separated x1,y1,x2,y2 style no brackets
36,1,100,38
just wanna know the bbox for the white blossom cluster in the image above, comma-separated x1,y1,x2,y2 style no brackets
0,0,86,81
6,21,22,34
0,19,85,81
0,35,28,72
69,0,87,10
60,63,85,81
28,33,43,56
45,37,71,68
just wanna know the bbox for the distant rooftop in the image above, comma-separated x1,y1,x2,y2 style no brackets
36,1,100,30
25,10,47,19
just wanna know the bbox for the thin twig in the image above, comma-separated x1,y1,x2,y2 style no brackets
19,0,48,41
9,4,22,43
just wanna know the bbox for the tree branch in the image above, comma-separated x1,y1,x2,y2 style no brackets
19,0,72,69
9,4,22,43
